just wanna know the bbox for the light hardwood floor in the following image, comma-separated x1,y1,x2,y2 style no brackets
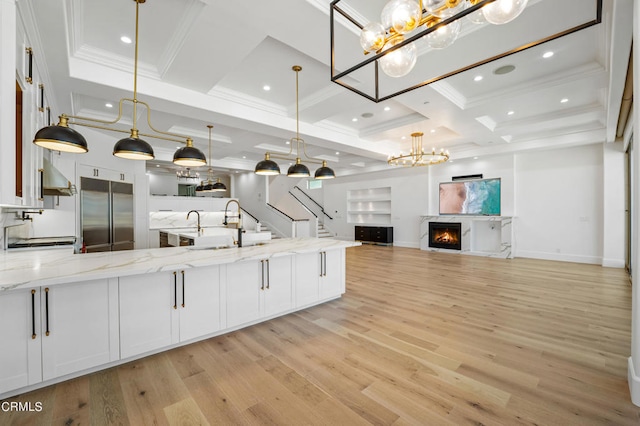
2,245,640,425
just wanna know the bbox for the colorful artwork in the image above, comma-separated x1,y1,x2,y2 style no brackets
439,178,501,215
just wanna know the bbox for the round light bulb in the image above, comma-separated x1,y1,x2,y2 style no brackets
423,0,447,16
379,37,417,77
426,9,461,49
360,22,386,53
466,4,487,24
483,0,528,25
381,0,422,35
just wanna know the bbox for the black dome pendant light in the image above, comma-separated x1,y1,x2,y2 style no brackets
254,66,335,179
196,125,227,193
33,0,206,165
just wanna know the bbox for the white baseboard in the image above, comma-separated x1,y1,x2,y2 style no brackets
394,241,419,249
628,357,640,406
602,258,626,268
515,250,601,265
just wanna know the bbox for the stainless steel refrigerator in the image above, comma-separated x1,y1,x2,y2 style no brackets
81,177,134,252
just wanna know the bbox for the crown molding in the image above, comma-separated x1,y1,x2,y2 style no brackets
358,113,426,138
168,125,232,144
209,86,287,117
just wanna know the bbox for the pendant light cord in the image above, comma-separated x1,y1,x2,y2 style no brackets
294,65,302,159
132,0,141,132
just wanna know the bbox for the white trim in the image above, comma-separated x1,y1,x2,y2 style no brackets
515,250,602,265
628,357,640,406
602,258,626,268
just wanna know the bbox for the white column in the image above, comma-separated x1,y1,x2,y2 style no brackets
629,0,640,406
0,0,17,205
602,142,626,268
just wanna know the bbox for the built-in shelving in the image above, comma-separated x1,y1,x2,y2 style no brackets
347,187,391,224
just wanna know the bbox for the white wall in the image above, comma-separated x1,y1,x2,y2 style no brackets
514,144,604,264
149,173,179,196
322,167,430,248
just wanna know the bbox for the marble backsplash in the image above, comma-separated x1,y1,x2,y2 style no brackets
149,211,242,230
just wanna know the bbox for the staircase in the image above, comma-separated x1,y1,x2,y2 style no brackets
317,223,332,238
259,223,280,239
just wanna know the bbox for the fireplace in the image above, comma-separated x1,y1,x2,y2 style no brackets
429,222,462,250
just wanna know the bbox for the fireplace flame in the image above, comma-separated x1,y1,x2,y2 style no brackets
434,230,459,243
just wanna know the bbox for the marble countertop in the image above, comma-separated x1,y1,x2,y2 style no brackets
0,238,360,292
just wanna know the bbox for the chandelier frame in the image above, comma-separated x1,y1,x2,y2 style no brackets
330,0,603,102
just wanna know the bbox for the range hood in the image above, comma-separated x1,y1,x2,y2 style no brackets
42,157,76,196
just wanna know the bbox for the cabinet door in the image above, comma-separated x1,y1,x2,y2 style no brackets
119,272,178,359
320,249,345,300
0,288,41,395
41,279,119,380
226,261,262,328
264,256,293,317
179,266,222,342
294,252,320,307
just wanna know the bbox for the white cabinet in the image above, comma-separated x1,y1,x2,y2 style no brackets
119,266,222,358
41,279,119,380
178,267,222,342
1,279,119,396
319,249,345,300
294,252,320,307
119,271,177,359
78,164,132,183
226,255,293,328
264,256,293,317
295,249,345,308
0,288,42,395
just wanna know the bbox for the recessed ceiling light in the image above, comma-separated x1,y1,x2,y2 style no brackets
155,164,160,167
543,51,554,59
384,106,391,111
401,136,406,140
507,111,514,115
335,152,340,155
105,103,113,108
430,129,436,133
285,140,290,145
120,36,132,44
263,85,271,91
473,157,478,160
473,75,483,82
352,118,358,122
561,98,569,103
242,156,246,159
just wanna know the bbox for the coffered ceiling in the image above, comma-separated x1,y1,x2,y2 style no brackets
19,0,633,177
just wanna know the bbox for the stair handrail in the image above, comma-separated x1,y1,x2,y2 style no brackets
293,186,333,220
240,207,259,223
266,203,295,221
288,191,318,218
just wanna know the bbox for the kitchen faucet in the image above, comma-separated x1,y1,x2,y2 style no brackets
187,210,201,234
223,200,244,247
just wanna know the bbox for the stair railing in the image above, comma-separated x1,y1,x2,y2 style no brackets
293,186,333,220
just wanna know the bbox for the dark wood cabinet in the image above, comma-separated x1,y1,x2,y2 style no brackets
354,226,393,245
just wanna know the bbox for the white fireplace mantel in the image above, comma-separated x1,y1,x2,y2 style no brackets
419,216,513,259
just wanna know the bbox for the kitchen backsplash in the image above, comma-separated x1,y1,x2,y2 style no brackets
1,207,76,248
149,211,230,230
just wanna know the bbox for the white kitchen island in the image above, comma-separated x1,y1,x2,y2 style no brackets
0,238,360,399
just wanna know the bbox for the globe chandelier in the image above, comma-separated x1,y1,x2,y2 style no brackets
388,132,449,166
255,66,336,180
196,125,227,193
330,0,603,102
176,168,199,181
33,0,207,166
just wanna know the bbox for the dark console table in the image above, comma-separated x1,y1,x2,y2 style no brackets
355,226,393,245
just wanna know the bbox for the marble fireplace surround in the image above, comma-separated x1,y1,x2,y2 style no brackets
419,215,513,259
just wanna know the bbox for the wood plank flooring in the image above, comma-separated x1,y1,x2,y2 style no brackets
2,245,640,425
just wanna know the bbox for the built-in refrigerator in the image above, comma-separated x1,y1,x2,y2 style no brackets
80,177,134,252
